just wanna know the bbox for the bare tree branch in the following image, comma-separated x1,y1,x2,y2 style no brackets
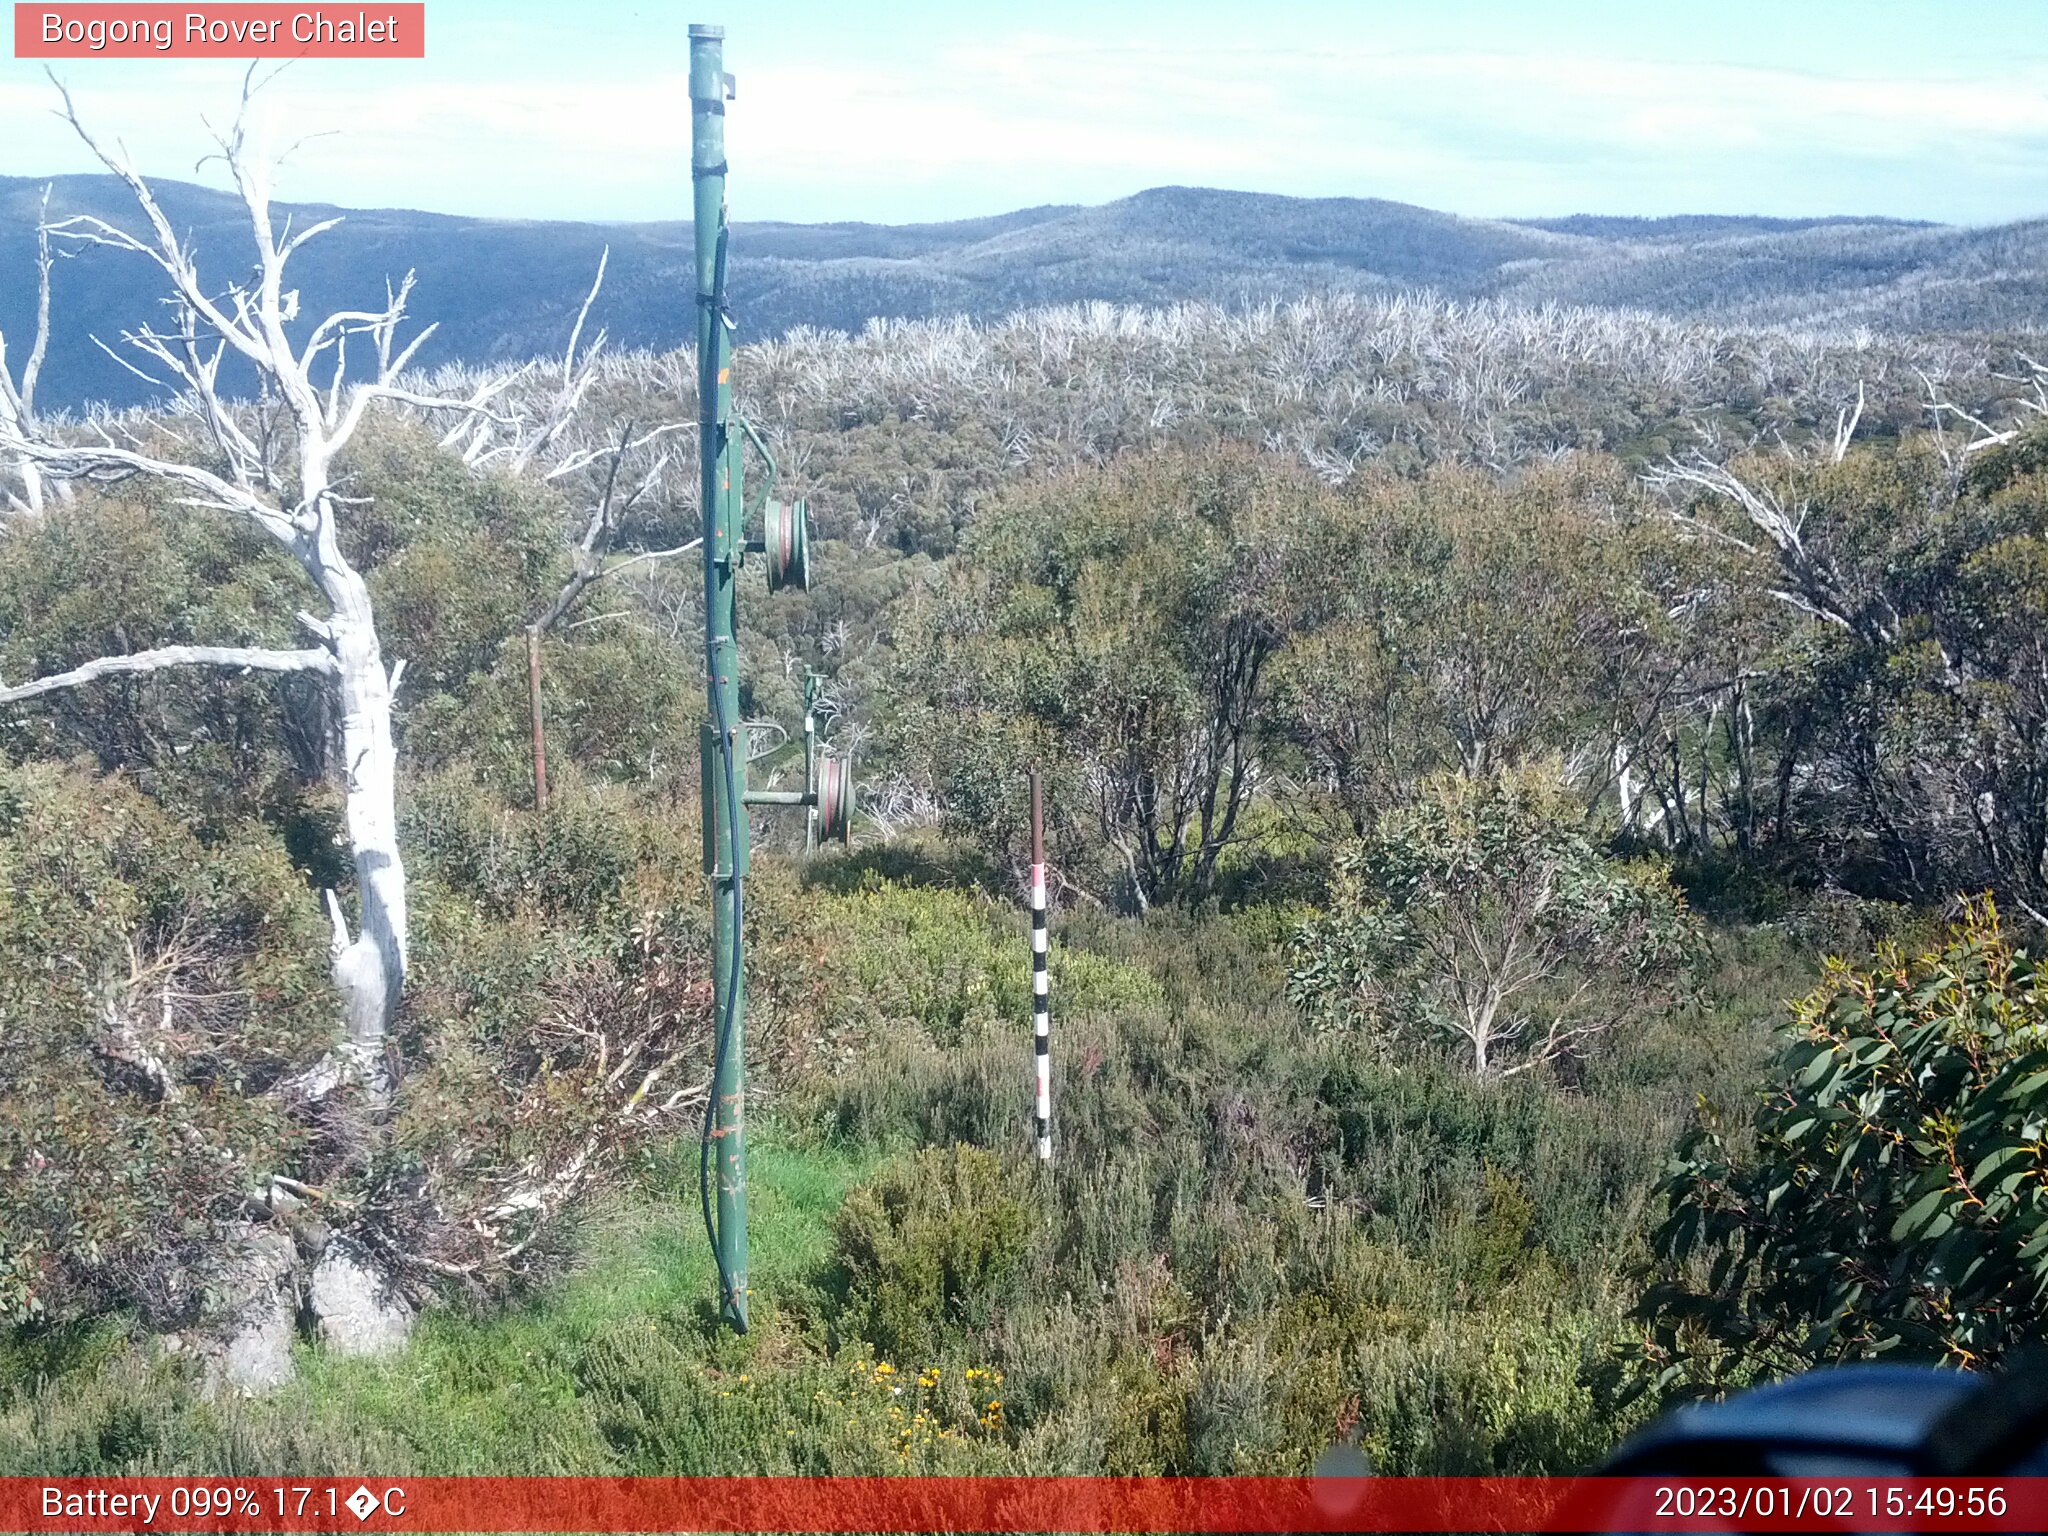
1646,451,1899,647
564,245,608,386
0,431,300,540
19,186,55,416
0,644,337,705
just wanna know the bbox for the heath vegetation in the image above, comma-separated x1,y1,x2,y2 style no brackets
4,109,2048,1474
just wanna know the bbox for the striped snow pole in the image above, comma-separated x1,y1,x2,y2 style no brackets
1029,768,1052,1162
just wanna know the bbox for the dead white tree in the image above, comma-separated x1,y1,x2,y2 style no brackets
401,253,704,811
0,81,732,1387
520,406,698,810
1919,356,2048,469
1647,360,2048,678
0,186,65,517
1644,449,1901,649
0,78,514,1095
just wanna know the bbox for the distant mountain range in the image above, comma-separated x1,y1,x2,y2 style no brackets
3,176,2044,411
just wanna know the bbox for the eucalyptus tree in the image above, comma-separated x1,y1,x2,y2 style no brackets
0,85,531,1085
1639,899,2048,1391
898,447,1333,910
1645,382,2048,907
0,80,630,1377
1271,458,1691,835
1288,765,1696,1079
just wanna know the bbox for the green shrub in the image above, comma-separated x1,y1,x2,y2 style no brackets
820,886,1020,1045
0,483,312,831
1344,1278,1625,1474
0,762,329,1329
1637,898,2048,1394
827,1146,1034,1360
1311,1054,1665,1279
403,767,642,920
573,1327,1013,1474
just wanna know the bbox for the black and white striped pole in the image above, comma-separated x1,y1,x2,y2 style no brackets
1029,768,1052,1163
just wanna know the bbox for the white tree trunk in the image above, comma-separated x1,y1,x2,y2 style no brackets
1614,739,1638,834
328,591,408,1075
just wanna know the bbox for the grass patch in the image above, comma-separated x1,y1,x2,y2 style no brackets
0,1133,885,1475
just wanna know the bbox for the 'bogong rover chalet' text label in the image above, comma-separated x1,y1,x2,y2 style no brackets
14,4,426,57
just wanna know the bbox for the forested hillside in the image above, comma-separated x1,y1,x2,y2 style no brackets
5,172,2045,411
8,140,2048,1479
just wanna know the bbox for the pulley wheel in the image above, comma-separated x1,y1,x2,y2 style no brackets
763,497,811,593
815,753,854,846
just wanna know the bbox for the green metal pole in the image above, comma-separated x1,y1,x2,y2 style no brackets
691,20,748,1333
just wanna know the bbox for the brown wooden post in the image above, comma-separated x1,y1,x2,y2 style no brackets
526,626,550,813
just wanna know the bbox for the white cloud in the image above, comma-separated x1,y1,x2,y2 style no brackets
2,37,2044,223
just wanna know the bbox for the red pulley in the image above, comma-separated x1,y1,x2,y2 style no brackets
814,753,854,845
762,498,811,593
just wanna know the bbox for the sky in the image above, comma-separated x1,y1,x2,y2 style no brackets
2,0,2046,227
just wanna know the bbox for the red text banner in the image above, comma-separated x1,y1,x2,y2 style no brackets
14,5,425,58
1,1476,2046,1532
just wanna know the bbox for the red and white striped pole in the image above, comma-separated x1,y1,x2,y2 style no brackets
1029,767,1052,1162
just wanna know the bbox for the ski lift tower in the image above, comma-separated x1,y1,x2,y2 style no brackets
691,21,854,1334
